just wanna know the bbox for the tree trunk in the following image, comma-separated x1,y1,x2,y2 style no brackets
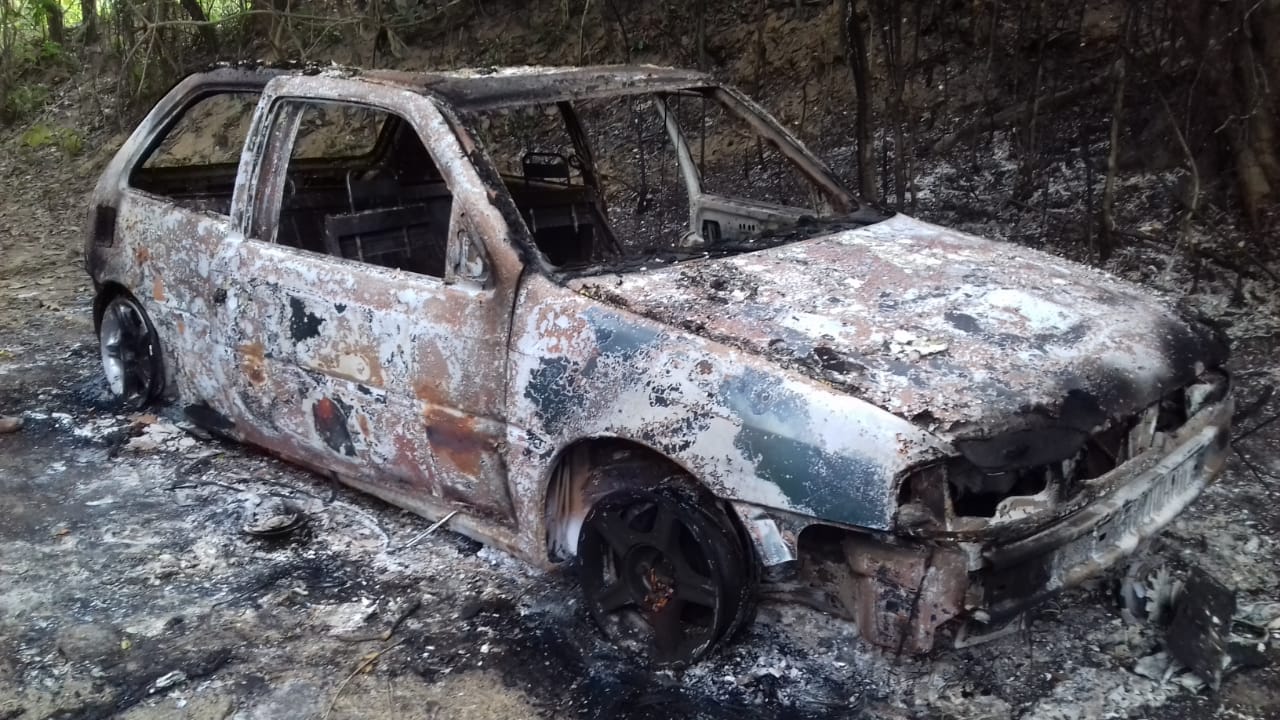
754,0,766,94
1235,0,1280,229
1099,5,1131,263
80,0,98,43
43,0,65,43
178,0,219,52
0,0,13,120
841,0,877,201
696,0,707,70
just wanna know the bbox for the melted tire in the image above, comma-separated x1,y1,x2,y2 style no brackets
577,484,754,667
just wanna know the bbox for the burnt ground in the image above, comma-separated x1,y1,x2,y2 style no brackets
3,90,1280,720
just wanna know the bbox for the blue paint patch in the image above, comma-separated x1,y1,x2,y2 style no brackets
719,367,892,529
523,356,579,437
733,425,887,527
585,307,663,364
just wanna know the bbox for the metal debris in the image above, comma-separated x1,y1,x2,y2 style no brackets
1164,567,1273,690
241,495,307,537
148,670,188,694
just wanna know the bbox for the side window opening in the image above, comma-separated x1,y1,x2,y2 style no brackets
574,96,690,255
475,103,613,267
271,100,452,278
128,91,259,216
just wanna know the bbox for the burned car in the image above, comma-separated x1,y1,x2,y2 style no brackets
85,64,1232,664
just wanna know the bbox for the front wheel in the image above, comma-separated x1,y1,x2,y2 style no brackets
577,484,754,666
98,293,164,409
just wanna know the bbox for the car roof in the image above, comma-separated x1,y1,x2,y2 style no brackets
197,63,716,111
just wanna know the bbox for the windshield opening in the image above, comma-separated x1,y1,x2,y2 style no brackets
468,87,883,273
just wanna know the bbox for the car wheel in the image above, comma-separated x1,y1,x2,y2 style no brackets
577,484,753,666
98,294,164,409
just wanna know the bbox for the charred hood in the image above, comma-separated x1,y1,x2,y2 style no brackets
568,215,1228,442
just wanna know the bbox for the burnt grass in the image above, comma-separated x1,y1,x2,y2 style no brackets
3,247,1278,719
0,341,866,719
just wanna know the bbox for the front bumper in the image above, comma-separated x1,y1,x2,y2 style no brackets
977,407,1230,622
840,389,1233,653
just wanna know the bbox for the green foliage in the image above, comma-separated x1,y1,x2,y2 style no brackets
2,83,49,122
20,122,82,155
0,0,83,125
40,39,67,61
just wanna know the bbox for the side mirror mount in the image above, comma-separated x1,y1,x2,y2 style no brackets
446,212,491,288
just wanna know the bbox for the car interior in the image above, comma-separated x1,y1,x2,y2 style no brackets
127,87,842,278
129,91,613,276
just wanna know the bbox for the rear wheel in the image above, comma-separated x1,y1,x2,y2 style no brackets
98,294,163,409
577,484,755,666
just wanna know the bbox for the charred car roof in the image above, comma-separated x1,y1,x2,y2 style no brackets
197,63,716,110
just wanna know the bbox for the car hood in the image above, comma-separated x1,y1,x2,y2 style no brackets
567,214,1227,440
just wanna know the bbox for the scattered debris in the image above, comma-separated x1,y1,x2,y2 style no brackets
1167,568,1238,690
1127,566,1276,692
395,510,459,553
124,421,189,452
241,495,307,537
1120,558,1182,625
335,597,422,643
321,639,406,720
149,670,188,694
887,330,949,361
1132,651,1207,692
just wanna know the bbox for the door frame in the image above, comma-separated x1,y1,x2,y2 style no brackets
224,75,528,522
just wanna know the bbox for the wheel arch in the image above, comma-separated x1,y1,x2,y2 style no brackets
92,280,135,334
540,435,751,565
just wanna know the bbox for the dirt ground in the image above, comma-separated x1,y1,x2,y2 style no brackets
3,84,1280,720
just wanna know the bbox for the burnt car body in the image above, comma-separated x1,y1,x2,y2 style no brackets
85,64,1232,662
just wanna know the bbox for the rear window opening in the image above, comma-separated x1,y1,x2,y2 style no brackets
128,91,260,216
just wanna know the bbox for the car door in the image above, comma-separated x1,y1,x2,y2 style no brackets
104,84,263,418
220,76,522,522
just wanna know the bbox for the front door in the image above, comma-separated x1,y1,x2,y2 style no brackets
223,78,519,522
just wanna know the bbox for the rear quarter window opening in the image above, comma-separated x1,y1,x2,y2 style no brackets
128,90,260,216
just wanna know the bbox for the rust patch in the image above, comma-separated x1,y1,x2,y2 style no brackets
413,374,446,407
240,341,266,386
424,409,483,478
842,536,968,653
385,431,436,491
152,275,166,302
